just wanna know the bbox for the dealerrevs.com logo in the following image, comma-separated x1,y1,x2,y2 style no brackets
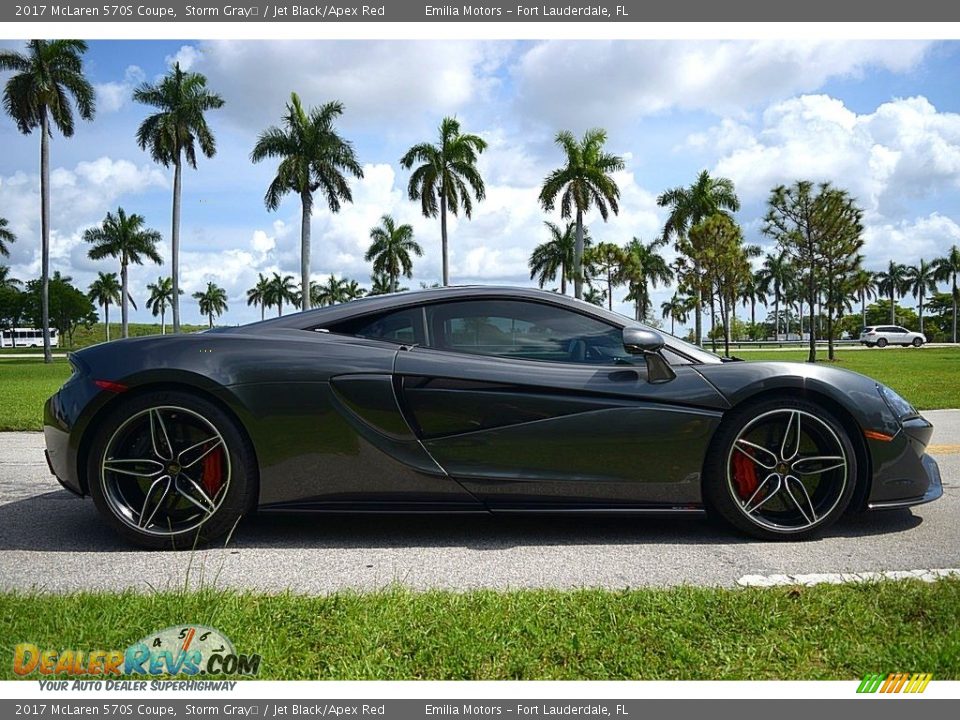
857,673,933,694
14,625,261,677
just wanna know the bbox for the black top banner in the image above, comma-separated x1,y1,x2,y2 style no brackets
5,0,958,22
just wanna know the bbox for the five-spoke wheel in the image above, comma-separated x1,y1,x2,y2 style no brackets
704,398,857,540
88,391,255,549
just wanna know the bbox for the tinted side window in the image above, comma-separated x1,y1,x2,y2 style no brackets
327,308,424,345
426,299,637,365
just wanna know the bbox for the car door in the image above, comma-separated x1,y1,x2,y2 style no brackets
391,298,729,509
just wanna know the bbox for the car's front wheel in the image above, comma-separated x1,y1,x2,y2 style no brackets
703,398,857,540
912,337,923,347
876,338,888,348
87,390,257,549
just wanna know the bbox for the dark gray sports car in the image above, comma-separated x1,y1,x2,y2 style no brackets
43,286,942,548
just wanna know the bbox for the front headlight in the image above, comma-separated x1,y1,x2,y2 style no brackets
878,384,918,421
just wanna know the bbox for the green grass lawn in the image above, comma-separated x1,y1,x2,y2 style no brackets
735,347,960,411
0,346,958,431
2,581,958,680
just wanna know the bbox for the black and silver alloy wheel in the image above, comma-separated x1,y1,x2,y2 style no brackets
101,406,231,536
88,391,256,549
705,398,858,540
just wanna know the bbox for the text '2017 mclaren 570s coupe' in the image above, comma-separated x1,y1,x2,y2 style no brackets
43,286,942,548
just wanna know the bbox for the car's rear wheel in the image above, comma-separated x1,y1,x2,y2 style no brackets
912,337,923,347
876,338,888,348
703,398,857,540
87,390,256,549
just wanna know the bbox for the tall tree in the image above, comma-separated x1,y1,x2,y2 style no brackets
687,214,753,358
619,236,673,322
365,215,422,293
400,116,486,287
874,260,910,326
763,181,863,362
586,242,625,312
246,272,272,321
0,217,15,257
756,251,793,340
657,171,740,347
934,245,960,343
539,129,623,300
192,281,228,328
134,62,223,333
660,294,692,336
847,266,876,331
368,271,403,296
905,260,939,336
528,221,593,295
739,269,767,329
88,271,121,341
267,272,297,317
0,265,22,290
145,276,178,334
1,40,95,362
311,275,348,307
342,279,366,302
83,207,162,339
23,271,96,347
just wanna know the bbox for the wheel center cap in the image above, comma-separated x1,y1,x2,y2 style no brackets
777,462,789,474
167,463,181,476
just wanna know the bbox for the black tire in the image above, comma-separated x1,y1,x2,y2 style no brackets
87,389,257,550
912,337,923,347
876,338,888,348
703,396,858,541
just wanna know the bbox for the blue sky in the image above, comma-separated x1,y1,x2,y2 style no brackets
2,39,960,327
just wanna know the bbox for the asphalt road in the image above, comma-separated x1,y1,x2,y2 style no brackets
0,411,957,593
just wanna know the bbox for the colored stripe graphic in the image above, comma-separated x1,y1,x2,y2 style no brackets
858,672,932,693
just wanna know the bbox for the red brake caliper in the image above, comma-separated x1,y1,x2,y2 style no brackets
732,451,759,499
201,445,224,497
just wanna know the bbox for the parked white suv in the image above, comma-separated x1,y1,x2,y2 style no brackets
859,325,926,348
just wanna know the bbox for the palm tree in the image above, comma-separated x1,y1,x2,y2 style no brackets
583,286,606,307
252,93,363,311
145,276,178,334
192,282,228,328
400,116,487,287
312,275,348,307
528,221,592,295
756,251,793,340
0,217,15,257
365,215,422,293
0,266,22,289
342,279,366,302
934,245,960,343
738,270,767,330
875,261,910,325
267,272,297,317
657,171,740,345
134,62,224,334
904,260,939,335
847,266,876,331
539,129,624,300
1,40,95,363
88,272,121,341
246,272,272,321
369,271,406,296
619,236,673,322
661,294,692,336
83,207,162,339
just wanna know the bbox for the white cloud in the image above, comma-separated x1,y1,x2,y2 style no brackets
863,213,960,268
165,45,202,71
513,40,932,129
707,95,960,217
183,40,508,134
94,65,145,113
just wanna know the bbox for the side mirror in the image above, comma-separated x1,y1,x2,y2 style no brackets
622,326,675,383
622,326,665,354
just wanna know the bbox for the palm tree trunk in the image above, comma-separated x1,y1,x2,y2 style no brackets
861,290,866,329
607,268,613,311
694,261,702,347
161,308,166,335
808,268,816,363
574,209,584,300
710,292,717,353
260,304,265,322
670,315,675,336
440,191,449,287
301,190,312,311
560,261,567,296
774,291,780,340
40,110,52,364
919,292,924,334
890,288,895,325
208,313,213,329
171,152,183,334
953,275,958,343
105,303,110,342
121,257,129,339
